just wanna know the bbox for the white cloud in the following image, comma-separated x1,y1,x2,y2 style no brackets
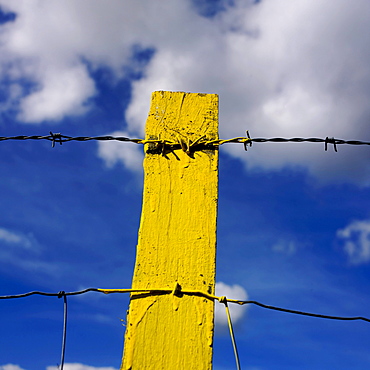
46,364,118,370
0,365,26,370
18,64,96,123
214,281,248,327
337,220,370,265
0,0,151,123
126,0,370,183
1,0,370,181
97,131,143,172
124,0,370,182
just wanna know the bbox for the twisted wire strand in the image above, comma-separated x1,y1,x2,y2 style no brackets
0,132,370,150
250,137,370,145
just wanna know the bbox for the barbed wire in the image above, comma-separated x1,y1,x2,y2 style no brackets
0,288,100,299
2,286,369,322
0,131,369,151
2,131,369,367
2,286,369,369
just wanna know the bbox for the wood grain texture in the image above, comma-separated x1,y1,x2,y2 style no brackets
121,91,219,369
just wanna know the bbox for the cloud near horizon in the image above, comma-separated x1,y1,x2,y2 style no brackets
1,0,370,184
46,364,118,370
0,365,26,370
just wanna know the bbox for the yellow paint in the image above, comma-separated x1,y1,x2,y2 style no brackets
121,91,219,370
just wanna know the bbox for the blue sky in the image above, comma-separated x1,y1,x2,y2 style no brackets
1,1,370,369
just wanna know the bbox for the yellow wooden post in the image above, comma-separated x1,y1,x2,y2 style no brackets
121,91,219,369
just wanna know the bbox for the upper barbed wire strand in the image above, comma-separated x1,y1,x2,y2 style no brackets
0,133,370,149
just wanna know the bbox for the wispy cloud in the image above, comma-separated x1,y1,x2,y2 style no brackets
337,220,370,265
0,227,37,250
0,226,61,277
272,239,298,255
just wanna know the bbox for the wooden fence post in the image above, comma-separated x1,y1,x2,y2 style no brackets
122,91,219,369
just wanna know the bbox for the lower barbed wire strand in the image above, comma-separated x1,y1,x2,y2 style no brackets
1,288,369,323
0,288,101,299
235,300,370,322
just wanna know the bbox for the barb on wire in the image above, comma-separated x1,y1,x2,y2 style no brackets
249,136,370,151
0,133,139,146
0,132,370,152
50,132,63,148
325,137,337,152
